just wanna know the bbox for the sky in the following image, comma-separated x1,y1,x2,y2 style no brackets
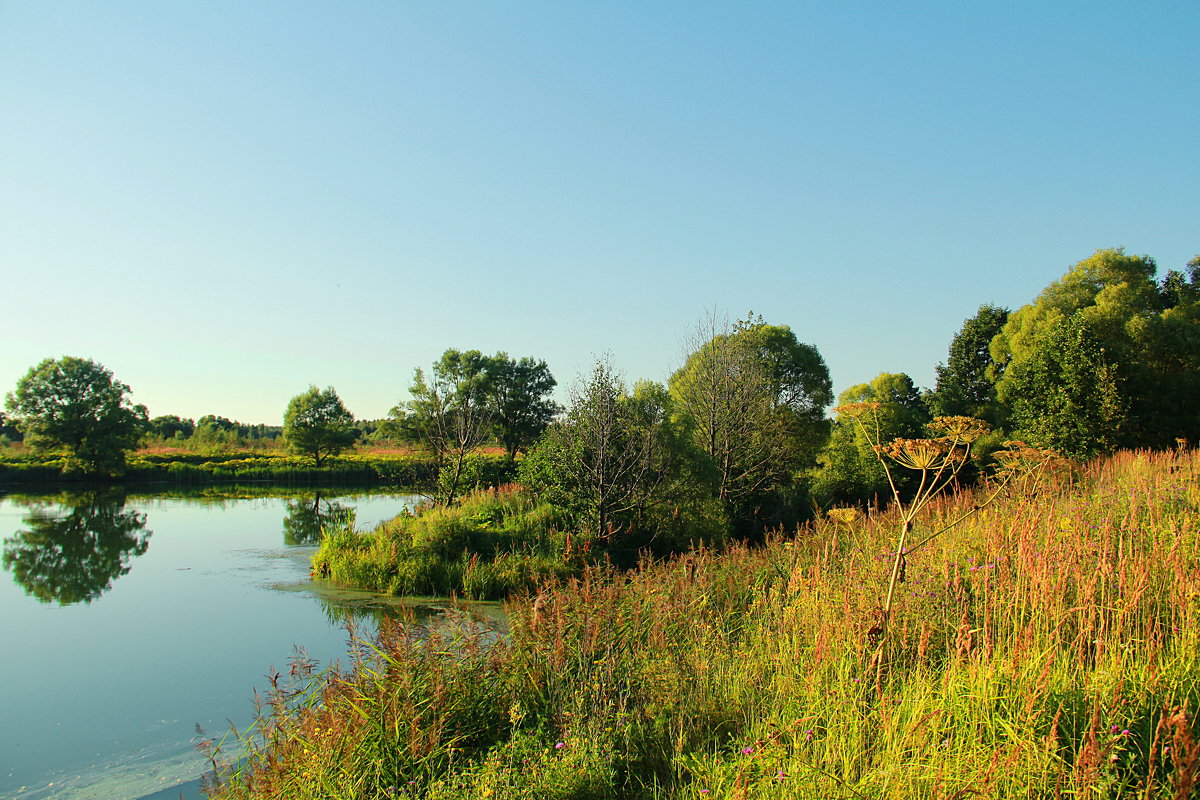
2,1,1197,424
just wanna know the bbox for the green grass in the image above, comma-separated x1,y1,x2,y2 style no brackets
312,485,579,600
208,448,1200,799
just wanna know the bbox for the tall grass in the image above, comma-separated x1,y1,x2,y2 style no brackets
313,485,579,600
209,448,1200,799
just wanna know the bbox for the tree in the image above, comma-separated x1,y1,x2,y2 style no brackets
927,304,1009,424
813,372,930,506
5,356,148,474
0,411,22,444
283,386,357,466
148,414,195,440
398,349,494,506
669,312,832,530
1002,315,1124,459
520,361,723,558
2,491,151,604
991,248,1200,452
486,354,560,460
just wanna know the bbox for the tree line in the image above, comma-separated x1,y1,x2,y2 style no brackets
5,247,1198,532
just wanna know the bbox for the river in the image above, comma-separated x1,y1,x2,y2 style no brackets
0,489,502,800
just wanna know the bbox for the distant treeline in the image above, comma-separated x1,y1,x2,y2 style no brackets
0,451,512,491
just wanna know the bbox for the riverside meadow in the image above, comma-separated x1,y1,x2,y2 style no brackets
204,447,1200,799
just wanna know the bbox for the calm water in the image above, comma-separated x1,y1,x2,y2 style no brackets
0,490,500,800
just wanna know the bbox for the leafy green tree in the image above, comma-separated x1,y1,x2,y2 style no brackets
486,354,560,461
992,248,1200,452
283,386,357,466
1002,315,1124,459
927,304,1009,424
5,356,149,474
2,492,151,604
813,372,930,506
520,361,723,559
669,313,832,530
148,414,195,440
398,349,494,506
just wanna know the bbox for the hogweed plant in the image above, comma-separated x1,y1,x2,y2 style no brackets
833,404,1066,687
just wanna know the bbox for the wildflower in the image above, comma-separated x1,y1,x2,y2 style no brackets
827,506,863,527
928,415,990,445
741,746,755,755
555,742,565,749
776,770,789,779
876,437,953,470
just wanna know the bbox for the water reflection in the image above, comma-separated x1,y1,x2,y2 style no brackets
2,491,152,605
282,493,355,545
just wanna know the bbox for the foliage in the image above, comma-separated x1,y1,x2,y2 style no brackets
813,372,930,506
486,353,560,460
312,485,576,599
5,356,149,475
520,361,725,561
148,414,196,440
832,406,1067,687
670,312,832,533
1,490,151,604
1003,314,1125,459
210,448,1200,800
282,386,358,467
926,303,1009,424
397,350,495,506
992,247,1200,453
0,410,25,444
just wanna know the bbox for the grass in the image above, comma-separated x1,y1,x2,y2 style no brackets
207,447,1200,799
312,484,579,600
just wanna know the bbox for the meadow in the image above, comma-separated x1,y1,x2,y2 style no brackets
206,447,1200,799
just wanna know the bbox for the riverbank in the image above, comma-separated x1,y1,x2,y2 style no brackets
210,447,1200,799
0,450,511,491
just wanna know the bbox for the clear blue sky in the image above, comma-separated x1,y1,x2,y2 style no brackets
2,2,1196,424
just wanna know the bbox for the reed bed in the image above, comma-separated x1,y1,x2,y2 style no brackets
208,448,1200,799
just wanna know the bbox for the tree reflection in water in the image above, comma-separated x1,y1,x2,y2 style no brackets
282,493,355,546
2,491,151,605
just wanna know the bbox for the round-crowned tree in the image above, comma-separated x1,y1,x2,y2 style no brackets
5,356,148,475
283,386,357,466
